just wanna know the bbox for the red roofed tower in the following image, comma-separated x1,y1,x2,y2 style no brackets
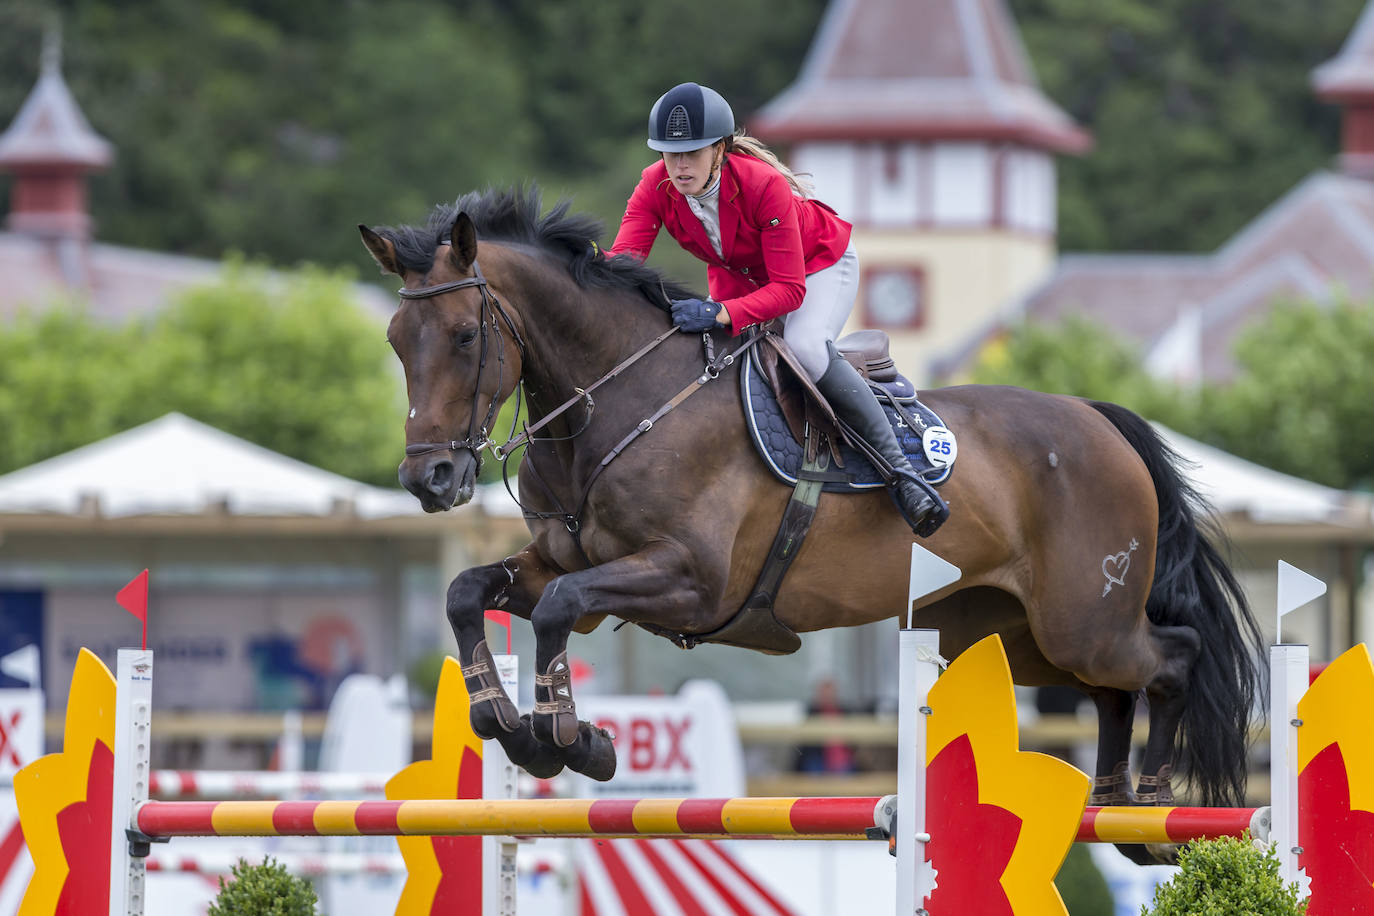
752,0,1089,381
0,31,112,240
1313,2,1374,180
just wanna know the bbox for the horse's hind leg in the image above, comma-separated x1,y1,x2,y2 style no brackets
1136,623,1201,805
1082,686,1136,805
446,547,567,778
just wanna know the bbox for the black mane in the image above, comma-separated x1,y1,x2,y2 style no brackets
372,186,697,311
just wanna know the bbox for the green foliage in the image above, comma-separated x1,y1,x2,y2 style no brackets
969,316,1196,430
1203,298,1374,490
1055,845,1115,916
1141,835,1306,915
1012,0,1365,252
0,262,405,485
969,301,1374,492
209,857,318,916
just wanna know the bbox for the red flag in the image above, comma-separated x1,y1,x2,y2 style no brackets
116,569,149,650
484,610,512,654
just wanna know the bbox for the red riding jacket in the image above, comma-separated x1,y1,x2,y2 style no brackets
610,154,852,332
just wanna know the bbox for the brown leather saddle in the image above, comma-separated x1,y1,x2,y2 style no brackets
753,326,902,465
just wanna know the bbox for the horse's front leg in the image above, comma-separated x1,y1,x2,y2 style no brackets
530,540,720,781
446,545,568,777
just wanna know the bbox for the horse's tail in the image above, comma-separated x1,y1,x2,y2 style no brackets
1089,400,1265,807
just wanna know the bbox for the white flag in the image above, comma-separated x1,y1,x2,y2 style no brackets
0,643,39,687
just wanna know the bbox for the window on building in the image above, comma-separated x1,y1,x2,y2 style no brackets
862,268,925,328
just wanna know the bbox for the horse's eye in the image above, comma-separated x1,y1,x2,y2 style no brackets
455,329,479,350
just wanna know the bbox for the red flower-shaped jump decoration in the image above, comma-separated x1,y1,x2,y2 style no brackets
1299,741,1374,912
53,741,114,914
428,746,485,911
925,734,1021,916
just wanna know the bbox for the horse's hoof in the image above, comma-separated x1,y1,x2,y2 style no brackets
1114,842,1179,866
562,721,618,782
500,715,566,779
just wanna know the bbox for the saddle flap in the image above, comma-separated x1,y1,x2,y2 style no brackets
756,334,845,464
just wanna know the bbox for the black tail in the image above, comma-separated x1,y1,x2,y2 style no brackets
1090,401,1265,806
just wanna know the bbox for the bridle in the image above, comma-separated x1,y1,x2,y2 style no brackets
397,253,526,464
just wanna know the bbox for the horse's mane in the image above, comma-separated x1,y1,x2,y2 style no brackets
372,186,697,311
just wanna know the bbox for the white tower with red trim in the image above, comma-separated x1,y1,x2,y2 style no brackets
1313,1,1374,180
752,0,1089,382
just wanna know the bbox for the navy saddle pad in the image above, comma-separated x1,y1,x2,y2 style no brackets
740,349,954,493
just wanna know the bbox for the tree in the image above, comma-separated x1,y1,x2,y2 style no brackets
1204,298,1374,490
968,315,1196,430
1011,0,1364,252
969,300,1374,493
0,262,406,486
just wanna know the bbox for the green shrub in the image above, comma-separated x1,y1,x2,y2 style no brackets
1142,835,1306,915
208,857,318,916
1055,844,1115,916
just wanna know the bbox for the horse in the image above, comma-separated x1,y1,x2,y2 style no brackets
358,187,1264,832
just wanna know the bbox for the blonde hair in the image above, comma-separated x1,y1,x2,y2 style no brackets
727,130,815,199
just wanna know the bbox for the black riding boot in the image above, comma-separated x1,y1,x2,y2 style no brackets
815,347,948,537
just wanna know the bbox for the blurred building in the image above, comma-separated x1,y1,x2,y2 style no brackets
752,0,1091,383
0,33,391,323
755,0,1374,388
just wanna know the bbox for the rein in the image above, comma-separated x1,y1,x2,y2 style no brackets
504,327,760,565
398,256,526,462
491,324,679,461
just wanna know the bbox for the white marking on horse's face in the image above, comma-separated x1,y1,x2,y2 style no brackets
409,407,417,419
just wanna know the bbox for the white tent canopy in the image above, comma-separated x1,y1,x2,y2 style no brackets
0,412,423,519
1155,424,1367,526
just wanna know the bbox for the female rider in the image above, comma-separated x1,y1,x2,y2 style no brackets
609,82,945,536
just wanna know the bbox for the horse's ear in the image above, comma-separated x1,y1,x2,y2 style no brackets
359,225,402,276
448,212,478,272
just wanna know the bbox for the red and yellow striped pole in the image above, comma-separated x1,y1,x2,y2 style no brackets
136,796,885,840
1078,805,1267,845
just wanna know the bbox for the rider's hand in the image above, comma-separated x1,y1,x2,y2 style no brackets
670,297,723,333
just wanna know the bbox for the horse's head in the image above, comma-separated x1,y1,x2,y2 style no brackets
360,212,522,512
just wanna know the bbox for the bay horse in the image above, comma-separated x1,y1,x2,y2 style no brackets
359,188,1264,824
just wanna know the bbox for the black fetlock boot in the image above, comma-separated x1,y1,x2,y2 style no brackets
816,345,949,537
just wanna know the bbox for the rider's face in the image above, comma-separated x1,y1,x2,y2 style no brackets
663,144,721,197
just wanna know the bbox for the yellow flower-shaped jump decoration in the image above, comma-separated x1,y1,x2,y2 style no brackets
388,657,486,915
15,648,118,915
924,635,1091,916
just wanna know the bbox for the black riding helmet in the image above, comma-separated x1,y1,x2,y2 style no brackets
647,82,735,153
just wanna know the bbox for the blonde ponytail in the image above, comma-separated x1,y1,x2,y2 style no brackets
728,130,815,199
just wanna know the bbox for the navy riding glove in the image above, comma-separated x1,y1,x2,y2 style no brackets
670,297,723,333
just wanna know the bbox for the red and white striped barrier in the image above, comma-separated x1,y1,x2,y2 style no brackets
147,771,394,799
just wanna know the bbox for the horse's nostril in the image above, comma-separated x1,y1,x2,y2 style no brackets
427,460,454,495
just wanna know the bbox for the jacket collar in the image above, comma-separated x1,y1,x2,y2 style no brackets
665,157,742,262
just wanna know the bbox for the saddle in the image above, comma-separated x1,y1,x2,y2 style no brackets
663,327,955,657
